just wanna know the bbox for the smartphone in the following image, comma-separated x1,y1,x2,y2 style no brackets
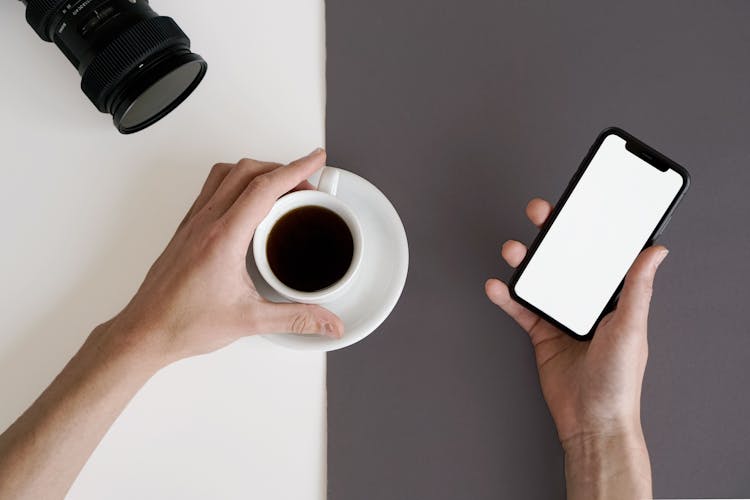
509,128,690,340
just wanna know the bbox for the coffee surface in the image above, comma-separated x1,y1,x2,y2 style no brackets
266,206,354,292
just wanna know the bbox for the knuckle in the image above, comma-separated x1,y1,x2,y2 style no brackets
248,174,273,193
228,161,257,180
238,158,260,169
237,160,256,171
208,163,233,182
289,312,315,333
210,162,229,175
632,275,654,297
626,271,644,287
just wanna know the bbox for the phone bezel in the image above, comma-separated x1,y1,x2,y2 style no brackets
508,127,691,341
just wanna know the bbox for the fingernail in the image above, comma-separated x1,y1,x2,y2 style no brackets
309,147,325,156
655,249,669,268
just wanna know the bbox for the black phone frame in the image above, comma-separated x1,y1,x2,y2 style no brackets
508,127,691,341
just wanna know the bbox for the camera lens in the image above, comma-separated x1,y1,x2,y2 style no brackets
22,0,207,134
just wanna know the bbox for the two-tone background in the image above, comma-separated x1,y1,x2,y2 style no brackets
2,1,749,498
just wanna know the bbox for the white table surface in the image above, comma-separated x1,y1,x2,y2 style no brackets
0,1,327,498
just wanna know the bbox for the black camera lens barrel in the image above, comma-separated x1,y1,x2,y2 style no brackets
21,0,207,133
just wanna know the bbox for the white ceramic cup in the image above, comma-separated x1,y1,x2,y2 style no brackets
253,167,364,304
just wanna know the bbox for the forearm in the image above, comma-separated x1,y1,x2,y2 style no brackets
0,324,163,500
563,429,652,500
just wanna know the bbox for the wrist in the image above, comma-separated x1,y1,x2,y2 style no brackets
85,319,172,376
563,429,651,500
561,417,644,452
562,426,646,458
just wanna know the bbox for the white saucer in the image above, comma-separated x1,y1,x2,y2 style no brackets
246,168,409,352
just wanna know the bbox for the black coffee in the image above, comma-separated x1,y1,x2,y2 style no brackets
266,206,354,292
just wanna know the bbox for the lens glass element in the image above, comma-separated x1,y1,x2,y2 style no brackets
118,60,205,132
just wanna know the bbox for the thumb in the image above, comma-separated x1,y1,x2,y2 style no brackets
256,302,344,338
614,245,669,330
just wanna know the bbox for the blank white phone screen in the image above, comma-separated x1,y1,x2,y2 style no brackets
513,135,684,336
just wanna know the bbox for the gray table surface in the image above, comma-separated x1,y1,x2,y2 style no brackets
326,1,750,498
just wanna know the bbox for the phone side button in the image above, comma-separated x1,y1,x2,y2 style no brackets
654,215,672,238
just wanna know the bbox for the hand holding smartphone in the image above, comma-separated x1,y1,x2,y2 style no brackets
486,127,685,499
508,128,690,340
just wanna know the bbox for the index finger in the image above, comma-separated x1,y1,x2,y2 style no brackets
222,148,327,244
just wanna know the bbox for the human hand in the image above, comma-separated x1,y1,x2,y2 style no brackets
106,148,344,367
485,198,666,498
0,150,345,500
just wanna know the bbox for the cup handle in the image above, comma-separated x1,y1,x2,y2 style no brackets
317,167,340,196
